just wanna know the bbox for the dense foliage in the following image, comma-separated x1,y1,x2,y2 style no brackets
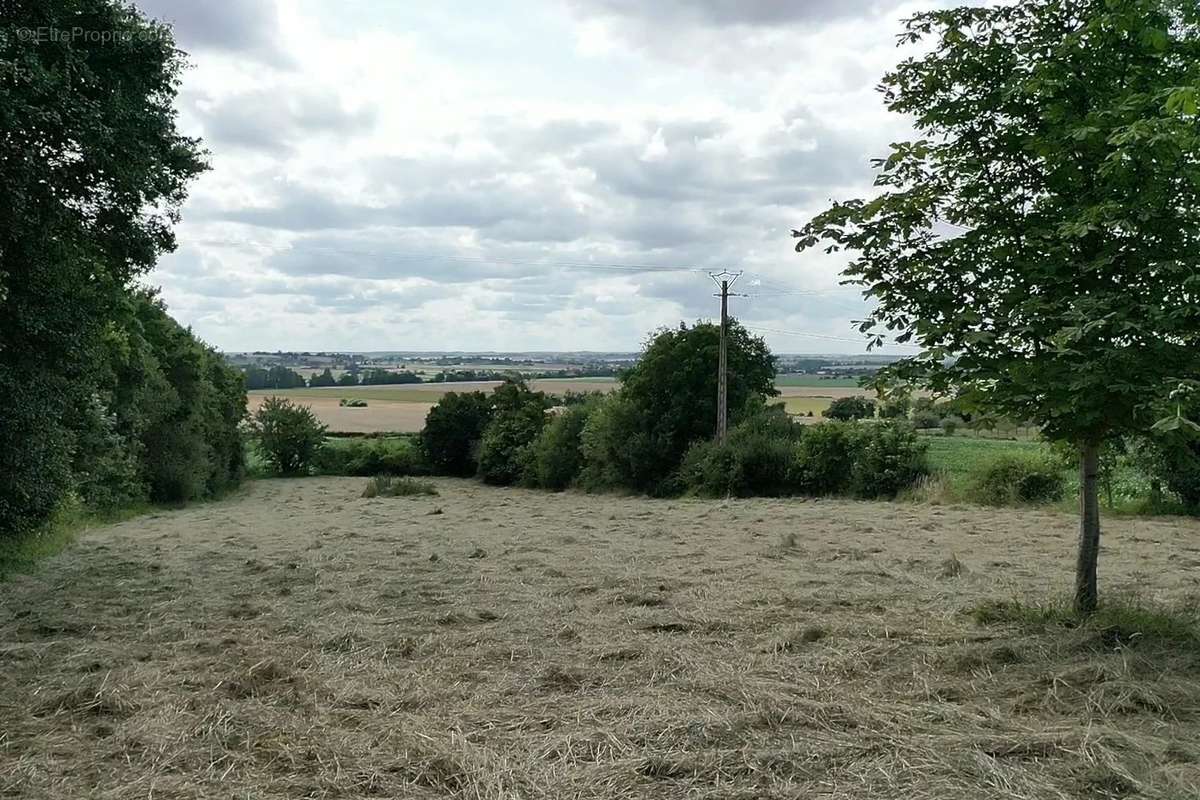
967,453,1068,506
1138,396,1200,513
421,391,495,476
242,366,306,390
795,0,1200,613
252,397,327,476
823,396,877,421
679,411,928,499
313,437,425,477
581,321,776,495
476,381,551,485
524,402,598,491
0,2,215,533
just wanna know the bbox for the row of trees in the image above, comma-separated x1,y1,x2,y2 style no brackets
244,366,621,389
1,1,242,534
417,321,929,499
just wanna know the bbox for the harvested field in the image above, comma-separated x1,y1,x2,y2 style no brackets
5,479,1199,799
247,394,434,434
248,380,874,432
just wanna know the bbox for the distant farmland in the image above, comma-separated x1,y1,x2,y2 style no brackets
247,378,875,433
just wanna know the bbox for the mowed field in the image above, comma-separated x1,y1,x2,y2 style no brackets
3,479,1200,798
249,379,873,433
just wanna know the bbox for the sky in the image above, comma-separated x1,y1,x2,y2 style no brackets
134,0,974,355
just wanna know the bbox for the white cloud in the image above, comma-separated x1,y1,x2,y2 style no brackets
135,0,974,353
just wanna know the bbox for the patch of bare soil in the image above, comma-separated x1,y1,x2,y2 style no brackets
2,479,1200,798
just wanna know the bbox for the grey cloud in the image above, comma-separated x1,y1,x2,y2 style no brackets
132,0,289,64
569,0,904,28
194,89,377,153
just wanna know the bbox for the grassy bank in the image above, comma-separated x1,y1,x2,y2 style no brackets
0,501,150,580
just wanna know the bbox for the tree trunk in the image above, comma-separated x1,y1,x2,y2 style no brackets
1074,441,1102,616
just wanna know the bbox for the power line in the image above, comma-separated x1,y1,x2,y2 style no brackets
742,323,921,349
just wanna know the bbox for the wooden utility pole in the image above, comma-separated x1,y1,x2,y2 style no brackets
710,271,742,443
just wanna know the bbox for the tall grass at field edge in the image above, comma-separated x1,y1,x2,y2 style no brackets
0,500,150,580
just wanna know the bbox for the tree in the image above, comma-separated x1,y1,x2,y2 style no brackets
309,368,337,387
476,380,551,485
421,391,495,476
795,0,1200,614
337,371,359,386
582,321,777,494
822,397,877,421
252,397,327,476
0,1,206,533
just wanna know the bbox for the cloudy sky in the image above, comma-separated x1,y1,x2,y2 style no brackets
136,0,968,354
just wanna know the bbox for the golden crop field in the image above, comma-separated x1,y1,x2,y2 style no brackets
4,477,1199,798
247,380,872,433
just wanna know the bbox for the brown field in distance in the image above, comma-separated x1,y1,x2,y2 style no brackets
248,379,874,433
4,478,1198,798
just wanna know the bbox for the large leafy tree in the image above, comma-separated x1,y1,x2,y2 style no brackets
795,0,1200,614
588,320,777,494
0,1,206,532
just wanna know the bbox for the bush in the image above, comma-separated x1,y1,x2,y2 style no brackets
579,394,660,492
678,409,803,497
314,437,425,477
586,321,776,494
822,396,876,421
1137,403,1200,513
967,453,1066,505
879,396,912,419
941,416,963,436
911,410,942,429
361,475,438,498
339,398,368,408
252,397,327,476
847,422,929,498
421,391,494,476
526,403,596,490
477,381,550,485
790,423,856,495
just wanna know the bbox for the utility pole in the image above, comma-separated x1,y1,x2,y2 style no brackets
709,271,743,443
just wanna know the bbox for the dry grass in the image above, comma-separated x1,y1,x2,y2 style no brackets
2,478,1200,798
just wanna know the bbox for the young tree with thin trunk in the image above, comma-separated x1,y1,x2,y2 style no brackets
795,0,1200,615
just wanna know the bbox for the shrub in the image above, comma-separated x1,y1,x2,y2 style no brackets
477,381,550,486
314,437,424,477
1137,402,1200,513
592,321,777,494
339,398,368,408
879,396,912,419
678,409,802,497
941,416,963,436
822,396,876,421
789,423,856,495
526,403,595,490
847,422,929,498
421,391,494,476
911,410,942,430
361,475,438,498
579,394,660,492
252,397,327,476
967,452,1066,505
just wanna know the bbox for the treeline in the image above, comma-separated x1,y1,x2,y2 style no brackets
1,2,243,535
417,322,928,498
253,321,931,500
242,366,618,389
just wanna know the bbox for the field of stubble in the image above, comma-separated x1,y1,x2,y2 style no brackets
3,478,1200,799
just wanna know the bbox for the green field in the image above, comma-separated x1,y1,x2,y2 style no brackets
923,435,1053,491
